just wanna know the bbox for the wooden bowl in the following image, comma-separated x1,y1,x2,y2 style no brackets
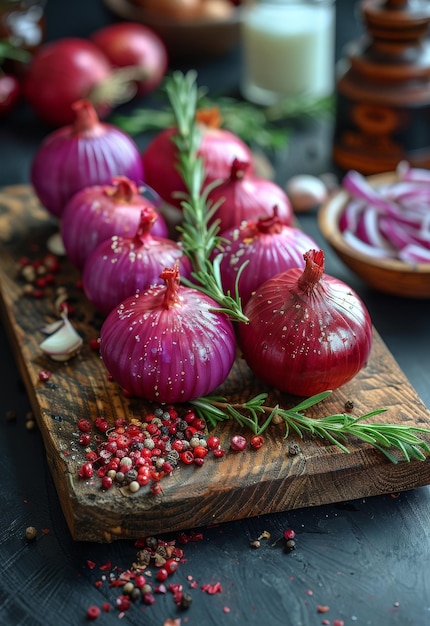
318,172,430,298
102,0,242,58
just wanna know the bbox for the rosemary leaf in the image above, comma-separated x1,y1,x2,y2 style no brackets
189,391,430,463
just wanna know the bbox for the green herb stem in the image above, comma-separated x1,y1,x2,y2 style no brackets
191,391,430,464
113,84,333,152
164,70,248,323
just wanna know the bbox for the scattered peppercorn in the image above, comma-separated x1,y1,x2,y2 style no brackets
288,442,301,456
86,605,101,620
230,434,247,451
344,399,354,411
285,539,296,552
25,526,37,541
250,434,265,449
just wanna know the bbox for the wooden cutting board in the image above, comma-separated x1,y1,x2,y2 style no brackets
2,184,430,543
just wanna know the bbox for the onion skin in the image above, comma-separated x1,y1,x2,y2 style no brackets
99,266,237,403
61,176,166,270
142,121,254,209
82,207,192,316
31,101,144,218
216,210,317,304
238,249,373,396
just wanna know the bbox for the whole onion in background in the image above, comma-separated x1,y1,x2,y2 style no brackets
90,22,168,96
142,109,254,209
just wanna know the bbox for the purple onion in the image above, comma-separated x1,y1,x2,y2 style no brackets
207,158,293,232
82,207,192,316
31,100,144,218
99,265,237,403
61,176,167,270
216,209,318,305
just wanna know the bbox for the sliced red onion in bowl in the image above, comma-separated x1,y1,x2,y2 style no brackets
398,244,430,263
337,165,430,264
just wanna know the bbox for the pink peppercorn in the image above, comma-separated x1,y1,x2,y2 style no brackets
206,435,220,450
38,369,51,382
213,448,226,458
134,575,146,588
115,595,131,611
230,435,247,451
77,418,92,432
250,434,265,449
283,529,296,540
78,462,93,479
193,445,208,458
86,605,101,619
156,568,169,582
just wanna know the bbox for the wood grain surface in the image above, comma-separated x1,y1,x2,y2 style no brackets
1,184,430,543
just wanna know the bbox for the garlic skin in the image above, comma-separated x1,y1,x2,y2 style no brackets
286,174,328,213
39,313,83,362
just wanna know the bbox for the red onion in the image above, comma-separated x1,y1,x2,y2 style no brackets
82,206,192,316
31,100,144,218
207,158,293,231
142,109,254,209
339,164,430,263
238,249,373,397
61,176,166,270
99,265,237,403
216,208,317,305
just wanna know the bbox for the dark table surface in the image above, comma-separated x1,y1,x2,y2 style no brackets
1,1,430,625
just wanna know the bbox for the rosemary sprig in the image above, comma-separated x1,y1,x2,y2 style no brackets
190,391,430,463
164,70,248,323
113,86,333,152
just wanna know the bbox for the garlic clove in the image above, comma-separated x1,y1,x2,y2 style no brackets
285,174,328,213
39,314,83,361
46,231,66,256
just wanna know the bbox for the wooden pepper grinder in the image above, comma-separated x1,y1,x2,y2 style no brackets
332,0,430,174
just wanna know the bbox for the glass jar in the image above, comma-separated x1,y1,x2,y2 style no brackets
240,0,336,106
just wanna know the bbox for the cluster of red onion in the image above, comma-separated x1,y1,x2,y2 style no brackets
31,94,373,405
30,99,191,315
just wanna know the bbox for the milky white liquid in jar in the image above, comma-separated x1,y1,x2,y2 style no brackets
241,0,335,106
